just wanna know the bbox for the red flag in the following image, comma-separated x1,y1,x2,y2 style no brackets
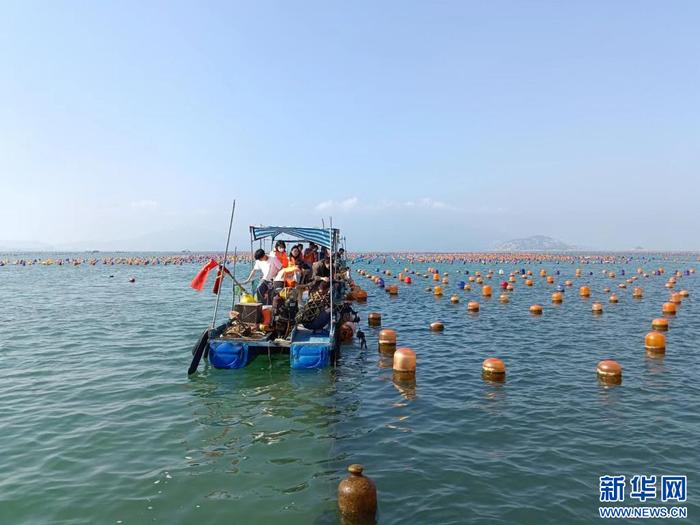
212,265,232,294
190,259,219,291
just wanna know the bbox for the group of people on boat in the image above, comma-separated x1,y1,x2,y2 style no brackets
240,240,348,332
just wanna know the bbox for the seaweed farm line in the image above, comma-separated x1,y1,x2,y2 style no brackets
1,251,698,524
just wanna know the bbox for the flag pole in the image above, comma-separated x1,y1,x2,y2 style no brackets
211,199,236,329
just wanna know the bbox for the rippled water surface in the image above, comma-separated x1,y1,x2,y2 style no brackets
1,254,699,524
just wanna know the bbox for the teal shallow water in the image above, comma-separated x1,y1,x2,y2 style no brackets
1,254,699,524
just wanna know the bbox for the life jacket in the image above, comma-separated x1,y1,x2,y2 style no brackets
276,251,289,268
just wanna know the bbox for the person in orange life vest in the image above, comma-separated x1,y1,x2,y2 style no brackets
275,252,303,288
303,242,318,265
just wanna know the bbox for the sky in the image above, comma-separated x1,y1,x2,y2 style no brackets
0,1,698,251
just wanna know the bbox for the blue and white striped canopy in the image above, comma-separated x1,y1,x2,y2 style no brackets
250,226,338,249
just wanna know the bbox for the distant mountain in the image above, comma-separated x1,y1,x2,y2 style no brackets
0,240,56,251
494,235,574,252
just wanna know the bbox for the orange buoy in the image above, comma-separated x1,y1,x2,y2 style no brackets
388,285,398,296
551,292,563,303
467,301,480,312
482,285,493,297
609,294,619,303
354,289,368,302
596,360,622,385
662,302,677,315
476,277,483,285
337,464,377,523
378,329,397,354
482,358,505,382
632,287,643,298
430,321,444,332
463,284,471,291
645,331,665,355
525,279,533,287
499,293,509,303
393,347,416,377
340,322,354,343
580,286,590,297
651,318,668,331
529,304,543,315
433,285,443,296
368,312,382,327
679,289,689,297
450,295,459,303
509,275,516,283
564,280,573,286
433,273,440,281
546,275,554,284
669,292,682,304
592,302,603,314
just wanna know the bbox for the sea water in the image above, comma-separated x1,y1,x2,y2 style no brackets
1,254,698,524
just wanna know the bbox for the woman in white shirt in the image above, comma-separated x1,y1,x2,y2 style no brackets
242,248,282,305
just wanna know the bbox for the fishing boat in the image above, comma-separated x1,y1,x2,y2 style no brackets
189,224,357,374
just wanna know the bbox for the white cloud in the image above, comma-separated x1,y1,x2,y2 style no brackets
311,196,506,215
130,199,159,211
314,197,359,212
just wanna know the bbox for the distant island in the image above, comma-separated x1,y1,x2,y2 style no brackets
494,235,574,252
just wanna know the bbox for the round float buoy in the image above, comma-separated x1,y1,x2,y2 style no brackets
388,285,398,296
551,292,563,303
645,331,665,355
433,285,443,296
368,312,381,327
337,464,377,524
128,277,136,283
430,321,444,332
404,276,412,284
679,289,689,297
546,275,554,284
565,280,573,286
609,294,619,303
651,318,668,331
603,287,611,293
340,322,354,343
450,295,459,303
393,347,416,378
632,287,643,298
592,302,603,314
525,279,533,287
529,304,543,315
499,293,509,303
500,281,508,289
354,290,368,302
580,286,590,297
482,358,505,382
662,302,677,315
433,274,440,281
467,301,480,312
482,285,492,297
597,360,622,385
378,329,397,354
670,292,682,304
